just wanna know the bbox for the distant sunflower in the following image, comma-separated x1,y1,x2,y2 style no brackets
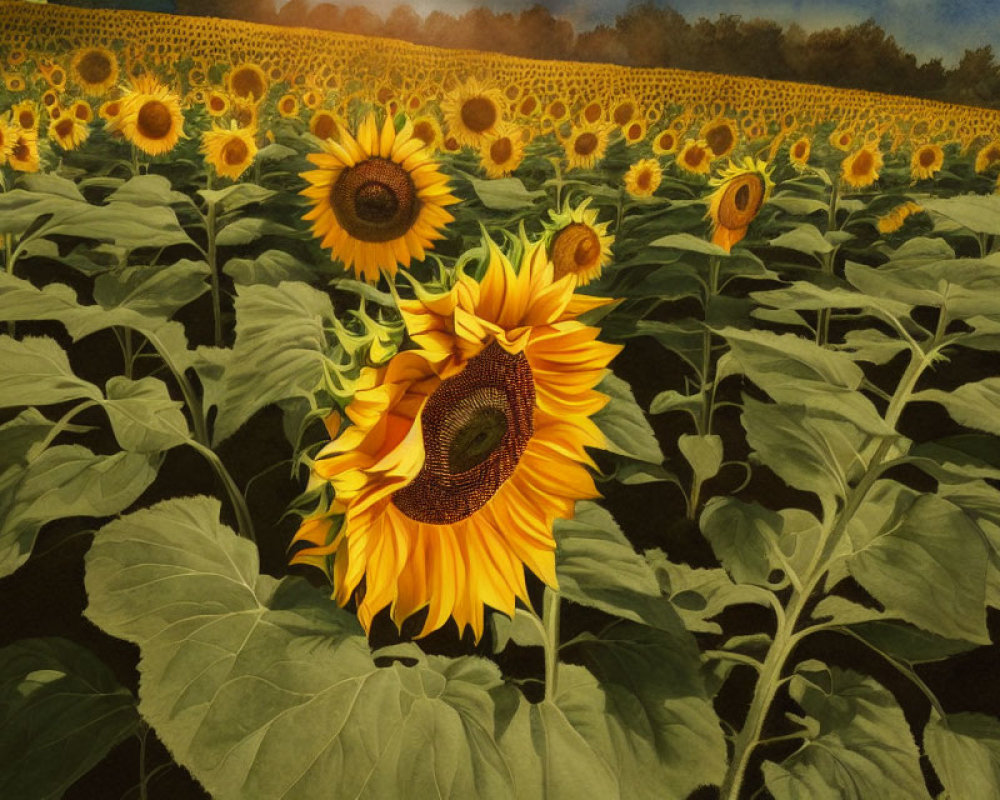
300,113,459,282
563,123,611,171
479,122,525,178
581,100,603,124
876,201,924,234
205,90,229,117
910,143,943,181
677,139,712,175
309,109,340,142
70,100,93,123
841,145,883,188
0,119,12,165
624,157,662,197
410,115,443,153
111,75,184,156
291,238,620,640
652,128,679,155
706,157,774,251
441,78,505,146
622,119,647,145
543,196,614,285
611,99,636,128
48,114,89,151
789,135,811,170
829,129,854,151
8,128,39,172
700,117,738,158
4,74,26,93
974,140,1000,173
70,46,118,96
98,98,123,123
201,123,258,180
11,100,37,132
227,62,267,103
277,93,299,118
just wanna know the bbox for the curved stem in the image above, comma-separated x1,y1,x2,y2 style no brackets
32,399,102,455
704,650,762,671
542,587,561,703
189,440,256,542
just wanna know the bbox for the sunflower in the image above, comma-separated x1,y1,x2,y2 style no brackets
70,100,94,123
622,119,647,145
70,46,118,96
841,145,883,189
40,90,59,111
479,122,526,179
302,89,322,110
829,128,854,151
543,196,614,285
611,99,636,127
974,140,1000,173
515,94,539,118
652,128,679,155
39,62,66,91
410,115,443,153
11,100,37,131
876,201,924,234
789,135,811,169
309,109,340,142
911,143,943,181
111,75,184,156
581,100,603,125
677,138,712,175
441,78,505,147
4,74,26,93
0,119,12,165
48,113,89,151
227,62,268,103
563,122,611,171
300,113,459,282
705,157,774,251
546,98,569,122
98,98,123,123
291,239,620,640
205,90,229,117
700,117,738,158
624,157,662,198
277,93,299,118
8,128,39,172
201,123,258,180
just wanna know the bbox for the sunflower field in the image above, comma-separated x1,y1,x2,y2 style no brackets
3,2,1000,798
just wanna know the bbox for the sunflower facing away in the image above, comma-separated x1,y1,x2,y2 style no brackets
110,75,185,156
201,123,258,180
706,157,774,251
291,238,620,639
300,113,458,282
543,196,614,286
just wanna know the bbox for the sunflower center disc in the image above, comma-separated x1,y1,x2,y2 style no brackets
12,140,28,161
734,183,750,211
852,151,873,176
55,118,74,137
719,175,764,229
137,101,173,139
461,96,496,133
919,149,936,168
222,137,249,165
490,137,512,165
79,51,111,84
706,124,733,156
331,157,418,243
392,342,535,525
575,132,597,156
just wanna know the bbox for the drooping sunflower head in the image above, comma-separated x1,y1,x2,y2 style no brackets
789,135,811,170
677,138,712,175
111,75,185,156
624,157,662,198
479,121,526,179
700,116,739,159
48,113,89,151
70,46,118,96
876,201,925,234
563,122,612,171
201,123,258,181
441,78,505,147
293,239,620,640
974,140,1000,173
841,145,883,189
8,127,39,173
705,157,774,252
543,196,614,286
227,62,268,103
300,113,459,282
910,143,944,181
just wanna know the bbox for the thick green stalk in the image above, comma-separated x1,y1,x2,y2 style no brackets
206,200,222,347
190,440,256,542
542,588,561,702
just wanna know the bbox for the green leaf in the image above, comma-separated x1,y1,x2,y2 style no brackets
0,336,102,408
213,282,335,444
910,436,1000,483
763,662,930,800
39,201,194,251
649,389,701,418
649,232,729,256
839,328,909,365
1,445,159,577
845,480,989,644
489,608,545,653
0,189,81,235
678,433,723,484
0,409,58,471
751,281,910,320
102,376,190,452
623,319,705,371
769,224,835,257
591,372,663,465
555,501,679,630
215,217,299,246
19,173,86,202
914,379,1000,437
768,194,830,216
962,315,1000,351
223,250,316,286
85,496,517,799
700,497,778,586
0,637,139,800
923,194,1000,235
106,174,192,207
199,183,275,214
925,712,1000,799
93,260,209,317
468,176,545,210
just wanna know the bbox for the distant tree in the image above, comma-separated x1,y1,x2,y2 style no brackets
383,4,421,43
304,3,341,31
946,45,1000,106
572,24,629,65
614,2,689,68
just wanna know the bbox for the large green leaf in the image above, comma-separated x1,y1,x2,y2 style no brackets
591,372,663,465
199,183,276,214
84,496,516,799
215,217,299,246
0,188,82,235
468,176,545,210
106,173,193,207
223,250,317,286
0,637,139,800
0,444,159,577
923,194,1000,235
93,260,209,318
924,712,1000,799
769,224,835,257
751,281,910,320
914,378,1000,438
649,232,729,256
0,336,102,408
845,480,989,643
31,201,193,251
212,282,335,444
762,661,930,800
699,497,778,586
102,376,190,452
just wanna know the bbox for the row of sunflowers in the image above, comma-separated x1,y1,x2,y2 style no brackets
2,2,1000,799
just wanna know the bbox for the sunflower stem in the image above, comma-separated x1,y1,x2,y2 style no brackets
189,439,256,543
137,723,149,800
206,199,223,348
542,588,561,703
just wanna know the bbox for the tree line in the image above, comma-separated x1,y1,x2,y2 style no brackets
52,0,1000,108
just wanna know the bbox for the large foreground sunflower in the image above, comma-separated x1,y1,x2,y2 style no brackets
300,113,458,282
291,239,620,639
706,157,774,251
